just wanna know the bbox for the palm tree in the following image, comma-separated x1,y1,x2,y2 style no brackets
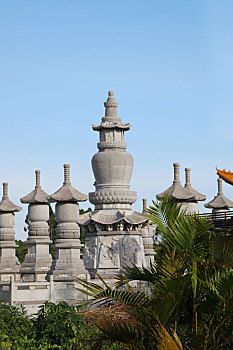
77,194,233,349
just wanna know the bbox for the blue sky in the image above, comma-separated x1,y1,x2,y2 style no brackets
0,0,233,239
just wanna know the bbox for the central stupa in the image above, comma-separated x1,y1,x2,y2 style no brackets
79,91,153,278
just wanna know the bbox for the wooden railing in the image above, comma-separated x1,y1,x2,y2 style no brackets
199,211,233,228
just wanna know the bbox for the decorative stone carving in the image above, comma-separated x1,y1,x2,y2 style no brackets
20,170,52,282
47,164,89,281
79,91,149,278
0,183,22,281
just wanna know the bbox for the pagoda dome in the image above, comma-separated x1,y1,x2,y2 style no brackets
92,150,134,188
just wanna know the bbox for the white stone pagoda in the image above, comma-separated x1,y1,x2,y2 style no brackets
79,91,154,278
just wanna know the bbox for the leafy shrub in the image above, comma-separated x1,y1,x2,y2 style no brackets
34,301,85,349
0,300,35,348
0,301,88,349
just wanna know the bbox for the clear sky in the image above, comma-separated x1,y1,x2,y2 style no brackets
0,0,233,240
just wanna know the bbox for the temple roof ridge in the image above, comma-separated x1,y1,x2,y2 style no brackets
21,170,49,204
0,182,22,212
47,164,87,203
216,167,233,186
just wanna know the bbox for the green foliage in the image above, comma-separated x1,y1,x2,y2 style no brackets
0,333,11,350
79,207,92,245
34,301,85,349
48,205,57,259
15,240,28,264
76,195,233,349
0,301,36,349
0,301,93,349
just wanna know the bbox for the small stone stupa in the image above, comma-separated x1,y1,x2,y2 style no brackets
20,170,52,282
79,91,152,278
205,176,233,213
47,164,89,281
0,183,22,281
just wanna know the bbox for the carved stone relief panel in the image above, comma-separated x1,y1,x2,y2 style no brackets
83,236,97,269
97,236,120,269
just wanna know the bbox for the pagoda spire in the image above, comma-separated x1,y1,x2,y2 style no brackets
104,90,119,118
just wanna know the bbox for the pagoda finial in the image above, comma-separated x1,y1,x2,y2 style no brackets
104,90,118,117
35,170,41,189
217,176,223,195
2,182,8,199
142,198,147,213
63,164,71,185
173,163,180,183
185,168,191,185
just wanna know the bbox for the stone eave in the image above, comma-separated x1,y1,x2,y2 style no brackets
204,194,233,209
92,121,131,131
20,188,49,204
78,210,147,226
157,183,195,201
47,184,88,203
0,199,22,213
184,184,206,201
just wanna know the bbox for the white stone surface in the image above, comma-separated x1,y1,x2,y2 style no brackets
20,171,52,282
0,183,21,281
81,91,150,278
48,165,89,281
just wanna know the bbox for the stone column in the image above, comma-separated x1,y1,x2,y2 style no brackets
0,182,22,281
47,164,89,281
20,170,52,282
140,198,154,265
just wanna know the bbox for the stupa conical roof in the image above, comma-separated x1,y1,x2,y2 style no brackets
47,164,87,203
205,176,233,209
0,183,22,212
21,170,49,204
184,168,206,201
157,163,194,201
